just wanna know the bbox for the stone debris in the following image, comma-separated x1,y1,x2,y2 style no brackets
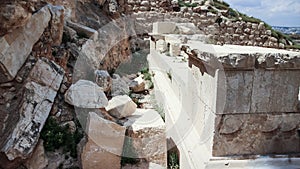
0,5,51,82
106,95,137,119
95,70,112,93
123,109,167,167
3,59,64,160
64,80,108,108
81,112,126,169
130,76,146,93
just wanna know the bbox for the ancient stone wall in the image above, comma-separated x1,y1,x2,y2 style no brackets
188,47,300,157
123,0,290,48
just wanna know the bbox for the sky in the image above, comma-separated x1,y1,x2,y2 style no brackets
225,0,300,27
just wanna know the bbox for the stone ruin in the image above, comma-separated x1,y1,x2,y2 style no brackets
149,22,300,168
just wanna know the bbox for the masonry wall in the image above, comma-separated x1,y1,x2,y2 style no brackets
123,0,289,48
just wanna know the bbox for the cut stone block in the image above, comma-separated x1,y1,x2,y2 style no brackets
169,43,181,56
250,70,300,113
156,39,167,53
153,22,176,34
64,80,108,108
123,109,167,167
222,71,253,114
81,112,126,169
106,95,137,119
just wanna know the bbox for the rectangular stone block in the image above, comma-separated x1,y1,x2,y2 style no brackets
153,22,176,34
123,109,167,167
170,43,181,56
82,141,122,169
251,70,300,113
213,113,300,156
219,70,300,114
222,71,253,114
82,112,126,169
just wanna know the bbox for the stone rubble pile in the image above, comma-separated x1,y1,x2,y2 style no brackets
0,0,155,168
79,72,167,169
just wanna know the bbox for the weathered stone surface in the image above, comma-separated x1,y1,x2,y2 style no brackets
0,6,51,82
169,43,181,56
28,59,64,91
130,76,146,93
222,71,253,114
81,112,126,169
95,70,112,92
213,113,300,156
123,109,167,167
48,5,64,46
111,74,130,97
24,140,48,169
192,47,300,70
153,22,176,34
67,20,98,38
64,80,108,108
2,59,64,160
0,3,32,36
82,141,122,169
106,95,137,119
176,23,200,35
156,39,167,53
250,70,300,113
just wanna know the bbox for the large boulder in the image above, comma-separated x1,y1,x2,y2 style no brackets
2,59,64,161
64,80,108,108
106,95,137,119
123,109,167,167
0,5,51,83
81,112,126,169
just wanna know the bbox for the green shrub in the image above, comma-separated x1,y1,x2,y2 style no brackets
168,152,180,169
41,117,84,158
178,0,198,8
213,1,229,10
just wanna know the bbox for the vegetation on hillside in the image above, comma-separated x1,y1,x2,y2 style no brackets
200,0,296,46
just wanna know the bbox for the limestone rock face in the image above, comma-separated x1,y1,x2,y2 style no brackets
0,2,32,36
106,95,137,119
0,5,51,82
24,140,48,169
65,80,108,108
81,112,126,169
123,109,167,167
95,70,112,92
3,59,64,160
